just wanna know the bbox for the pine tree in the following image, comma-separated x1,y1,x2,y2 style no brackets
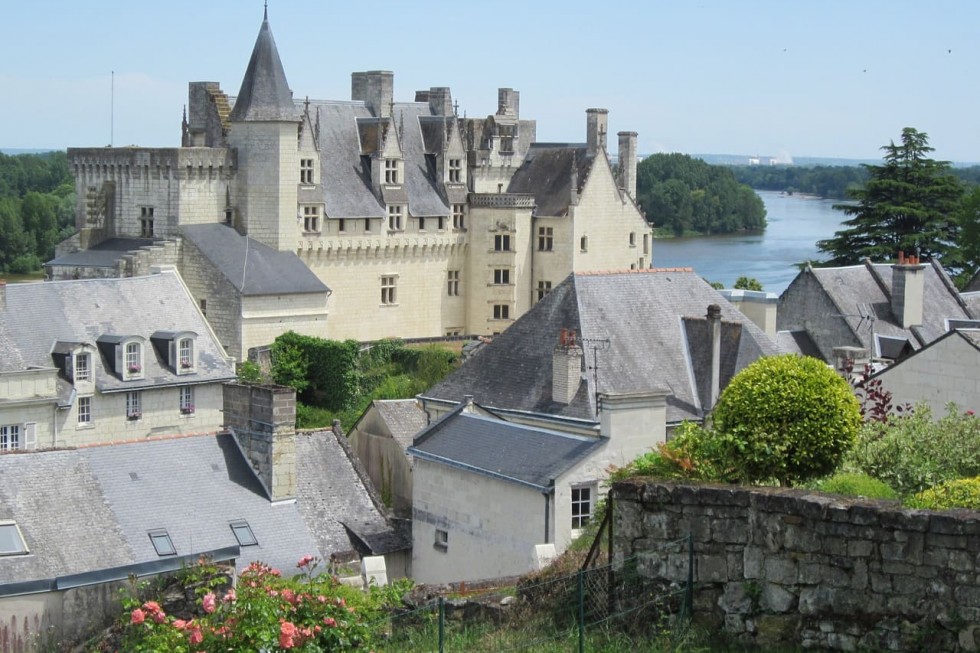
816,128,963,266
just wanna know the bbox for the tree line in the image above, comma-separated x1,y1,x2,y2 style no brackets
0,151,75,274
635,153,766,236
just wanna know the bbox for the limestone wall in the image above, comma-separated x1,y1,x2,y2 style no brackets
612,481,980,652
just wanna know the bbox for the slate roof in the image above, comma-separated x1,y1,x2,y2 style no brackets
423,269,781,424
181,224,329,296
46,238,155,268
507,144,599,217
0,431,407,586
371,399,428,450
776,330,822,358
409,409,604,491
228,9,298,123
0,272,236,392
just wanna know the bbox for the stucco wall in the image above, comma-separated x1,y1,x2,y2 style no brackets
348,409,414,518
875,334,980,415
612,481,980,652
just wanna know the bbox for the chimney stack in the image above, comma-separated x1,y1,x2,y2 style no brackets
586,109,609,155
617,131,638,198
833,346,870,379
426,87,453,116
497,88,520,117
352,71,394,118
891,251,925,329
707,304,722,409
223,383,297,502
552,329,583,404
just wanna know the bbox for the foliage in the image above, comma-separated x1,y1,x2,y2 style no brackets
609,421,731,483
116,556,402,652
816,128,965,268
271,332,361,410
808,472,898,500
270,337,310,394
237,360,264,384
296,402,335,430
949,186,980,288
636,153,766,236
846,362,911,423
907,477,980,510
845,405,980,497
732,276,763,291
709,354,861,486
730,164,869,199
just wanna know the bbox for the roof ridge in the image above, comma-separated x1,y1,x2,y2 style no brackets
74,431,220,449
576,267,694,276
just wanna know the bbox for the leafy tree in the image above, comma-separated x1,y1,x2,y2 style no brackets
948,186,980,287
709,354,861,486
816,128,964,266
733,276,763,291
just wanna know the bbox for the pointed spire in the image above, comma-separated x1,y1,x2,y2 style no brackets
229,7,298,122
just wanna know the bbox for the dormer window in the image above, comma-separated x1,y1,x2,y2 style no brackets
75,352,91,381
151,331,198,375
178,338,194,371
448,158,462,183
384,159,399,185
300,158,315,185
125,342,142,377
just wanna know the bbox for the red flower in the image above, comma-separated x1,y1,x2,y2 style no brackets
324,617,337,628
202,592,217,614
130,608,145,625
142,600,162,614
188,628,203,646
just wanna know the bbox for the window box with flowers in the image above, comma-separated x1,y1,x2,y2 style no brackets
127,411,142,421
128,364,142,374
180,404,195,415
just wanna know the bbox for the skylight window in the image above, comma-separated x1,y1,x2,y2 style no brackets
230,520,258,547
148,529,176,556
0,522,28,556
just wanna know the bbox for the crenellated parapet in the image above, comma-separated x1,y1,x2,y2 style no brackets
296,233,467,259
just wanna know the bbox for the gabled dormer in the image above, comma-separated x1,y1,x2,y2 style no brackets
151,331,199,375
51,341,96,389
97,335,147,381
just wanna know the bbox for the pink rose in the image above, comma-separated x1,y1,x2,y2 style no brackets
223,589,237,603
152,610,166,624
202,592,217,614
130,608,145,625
142,600,161,614
280,621,298,649
188,628,203,646
172,619,187,629
297,554,315,568
324,617,337,627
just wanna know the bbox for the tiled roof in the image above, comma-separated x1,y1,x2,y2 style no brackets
507,144,599,217
372,399,428,450
228,11,297,122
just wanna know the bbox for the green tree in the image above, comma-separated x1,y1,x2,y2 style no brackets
710,354,861,486
816,128,964,266
948,186,980,287
733,276,763,291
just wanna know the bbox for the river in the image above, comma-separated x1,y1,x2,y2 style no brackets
651,190,846,294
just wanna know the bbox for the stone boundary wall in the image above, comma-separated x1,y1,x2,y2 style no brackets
611,481,980,652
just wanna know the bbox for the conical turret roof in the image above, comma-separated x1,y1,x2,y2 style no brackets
229,9,298,122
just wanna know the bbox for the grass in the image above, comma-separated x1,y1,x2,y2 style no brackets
0,271,45,283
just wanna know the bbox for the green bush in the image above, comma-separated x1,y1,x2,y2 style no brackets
9,253,40,274
810,472,898,500
296,402,335,430
846,405,980,496
236,360,263,384
907,477,980,510
271,332,361,410
710,354,861,486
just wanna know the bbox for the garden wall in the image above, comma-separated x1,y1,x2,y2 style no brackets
611,481,980,652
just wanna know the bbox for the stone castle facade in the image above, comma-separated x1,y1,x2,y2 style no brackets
51,9,651,359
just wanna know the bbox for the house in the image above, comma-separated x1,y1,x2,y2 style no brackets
347,399,428,519
0,384,409,649
408,395,666,584
51,8,650,355
0,270,237,449
869,328,980,415
420,268,782,431
777,257,978,367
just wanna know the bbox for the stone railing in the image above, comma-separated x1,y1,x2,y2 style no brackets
469,193,536,209
611,480,980,652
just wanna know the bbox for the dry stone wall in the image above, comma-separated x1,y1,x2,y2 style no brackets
611,481,980,652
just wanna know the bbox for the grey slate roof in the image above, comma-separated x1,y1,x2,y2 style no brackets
776,330,822,358
46,238,155,268
181,224,329,296
423,269,782,424
0,272,236,392
372,399,428,450
507,144,598,217
0,431,407,586
228,10,298,123
409,410,604,490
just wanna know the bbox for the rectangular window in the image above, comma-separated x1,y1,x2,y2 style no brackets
365,218,372,233
126,391,142,420
388,205,403,231
125,342,141,374
385,159,399,184
230,520,258,547
452,205,465,230
199,298,207,317
493,304,510,320
580,235,588,252
179,339,193,369
75,353,90,381
148,529,176,556
493,234,511,252
418,217,426,231
434,528,449,552
300,158,314,184
140,207,154,238
537,280,552,302
437,216,446,231
493,268,510,285
78,396,92,425
538,226,553,251
0,522,29,556
643,233,650,255
571,486,593,530
0,425,20,451
448,159,462,183
179,386,195,415
338,218,346,233
381,275,397,305
447,270,460,296
629,232,637,247
303,205,320,233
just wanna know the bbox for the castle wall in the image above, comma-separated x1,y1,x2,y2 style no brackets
179,237,243,359
241,293,329,356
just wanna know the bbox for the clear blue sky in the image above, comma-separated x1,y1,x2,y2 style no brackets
3,1,978,162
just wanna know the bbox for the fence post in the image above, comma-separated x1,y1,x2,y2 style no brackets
577,569,587,653
438,596,445,653
685,533,694,621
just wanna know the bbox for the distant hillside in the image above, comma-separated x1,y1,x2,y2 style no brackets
1,148,60,155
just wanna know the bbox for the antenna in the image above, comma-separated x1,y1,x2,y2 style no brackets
580,337,611,410
110,70,114,147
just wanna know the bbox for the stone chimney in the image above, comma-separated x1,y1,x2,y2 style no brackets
552,329,583,404
426,87,453,116
223,383,297,502
833,346,870,379
891,252,926,329
0,280,5,311
617,131,638,198
718,289,778,340
352,71,394,118
707,304,722,410
586,108,609,155
497,88,519,117
598,390,668,450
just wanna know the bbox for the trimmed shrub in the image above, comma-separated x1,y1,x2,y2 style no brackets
907,477,980,510
810,472,898,500
710,354,861,486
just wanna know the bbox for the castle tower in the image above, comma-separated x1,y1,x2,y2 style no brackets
226,7,301,251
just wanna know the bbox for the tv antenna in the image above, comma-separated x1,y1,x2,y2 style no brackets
110,70,114,147
580,337,611,410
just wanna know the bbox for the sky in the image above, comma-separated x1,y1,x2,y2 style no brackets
2,1,979,162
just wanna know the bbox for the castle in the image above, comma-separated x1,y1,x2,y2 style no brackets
50,8,651,360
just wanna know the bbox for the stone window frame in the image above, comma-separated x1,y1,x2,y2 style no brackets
178,337,195,372
381,275,398,306
300,158,315,185
493,234,511,252
384,159,400,185
124,341,143,379
580,235,588,252
538,226,554,252
434,528,449,552
74,351,91,381
448,159,462,183
447,270,460,296
492,268,511,285
629,231,637,248
492,304,510,320
388,205,404,232
452,205,465,231
140,206,155,238
302,205,321,234
77,396,93,426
